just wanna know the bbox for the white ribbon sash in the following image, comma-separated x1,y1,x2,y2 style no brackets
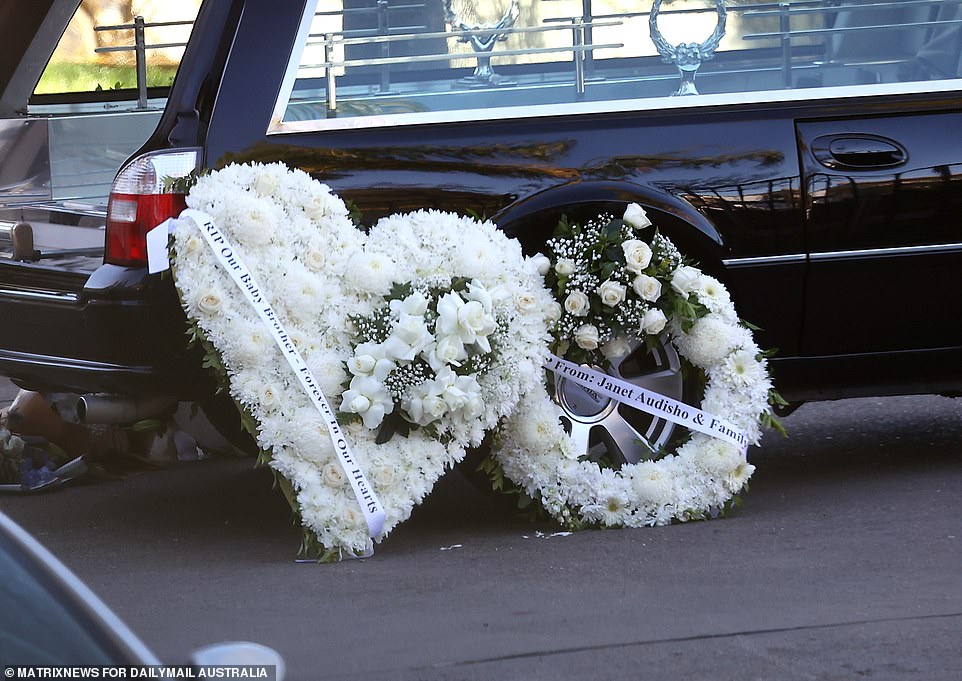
544,353,749,452
147,211,386,543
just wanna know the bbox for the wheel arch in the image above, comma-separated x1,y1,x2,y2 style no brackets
493,180,725,272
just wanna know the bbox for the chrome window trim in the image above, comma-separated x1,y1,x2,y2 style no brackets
722,254,807,267
269,0,321,133
810,243,962,261
723,243,962,267
0,287,80,303
268,4,962,139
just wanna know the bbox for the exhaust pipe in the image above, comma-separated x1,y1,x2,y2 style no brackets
77,394,177,424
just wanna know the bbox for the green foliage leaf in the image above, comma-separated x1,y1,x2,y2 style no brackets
127,418,165,433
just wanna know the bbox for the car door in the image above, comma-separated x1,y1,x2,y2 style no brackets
797,112,962,355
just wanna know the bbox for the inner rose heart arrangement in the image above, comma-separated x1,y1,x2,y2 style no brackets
166,162,781,561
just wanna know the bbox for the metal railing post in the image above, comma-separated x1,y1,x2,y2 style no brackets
779,2,793,87
377,0,391,92
573,18,586,96
134,15,148,109
325,34,338,114
580,0,595,79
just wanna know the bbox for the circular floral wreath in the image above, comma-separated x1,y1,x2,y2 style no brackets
491,205,780,528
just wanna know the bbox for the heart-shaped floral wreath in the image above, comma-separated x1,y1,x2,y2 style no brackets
170,163,780,561
172,163,555,560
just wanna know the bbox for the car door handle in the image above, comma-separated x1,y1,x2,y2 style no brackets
810,134,908,170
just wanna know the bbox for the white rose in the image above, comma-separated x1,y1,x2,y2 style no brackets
623,203,653,230
260,385,278,409
322,463,346,488
530,254,551,276
597,279,627,307
459,300,497,353
622,239,653,274
400,291,429,316
304,249,326,272
427,335,467,370
632,274,662,302
486,284,511,305
348,342,395,380
601,336,631,362
339,375,394,429
441,383,468,411
371,464,398,489
574,324,600,350
183,234,203,255
641,308,667,335
421,395,447,422
348,393,371,413
437,292,494,349
555,258,577,276
254,173,279,197
515,291,538,313
564,290,590,316
348,353,377,376
197,292,222,315
463,393,484,419
545,301,563,325
383,314,433,361
671,265,702,299
464,280,494,313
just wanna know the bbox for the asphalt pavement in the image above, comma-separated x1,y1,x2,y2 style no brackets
1,376,961,680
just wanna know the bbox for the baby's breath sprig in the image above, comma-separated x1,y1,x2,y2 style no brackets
384,361,431,399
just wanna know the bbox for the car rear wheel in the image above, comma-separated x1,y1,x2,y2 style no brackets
552,333,700,467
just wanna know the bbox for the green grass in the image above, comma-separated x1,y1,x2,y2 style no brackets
34,62,180,95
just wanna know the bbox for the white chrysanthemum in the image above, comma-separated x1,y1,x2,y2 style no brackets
726,460,755,493
682,314,737,367
229,326,274,368
695,275,733,315
629,461,675,507
305,350,349,398
279,265,325,315
344,251,397,296
722,349,766,387
517,401,567,449
689,436,743,478
223,193,279,248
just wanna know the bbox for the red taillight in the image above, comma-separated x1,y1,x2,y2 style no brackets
106,193,187,266
105,149,200,267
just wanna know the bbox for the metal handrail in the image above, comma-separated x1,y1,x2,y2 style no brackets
302,41,621,69
745,18,962,41
306,19,621,47
305,18,625,111
736,0,962,88
312,1,429,92
93,16,191,109
743,0,962,18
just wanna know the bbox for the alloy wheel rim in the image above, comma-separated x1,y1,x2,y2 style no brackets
554,334,690,467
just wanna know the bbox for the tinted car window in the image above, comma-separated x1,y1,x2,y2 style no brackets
272,0,962,132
